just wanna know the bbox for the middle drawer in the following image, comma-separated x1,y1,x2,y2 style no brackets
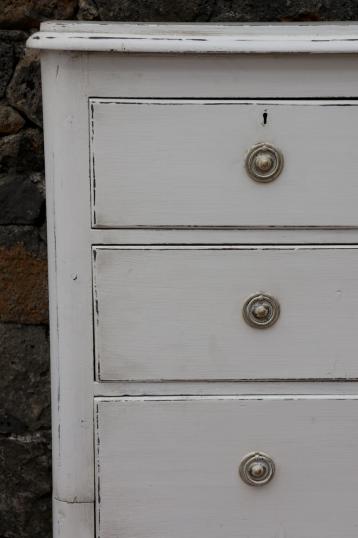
93,245,358,381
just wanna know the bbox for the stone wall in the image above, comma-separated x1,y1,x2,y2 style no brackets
1,1,357,537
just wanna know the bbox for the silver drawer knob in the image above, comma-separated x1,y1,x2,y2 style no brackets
243,293,280,329
239,452,275,487
245,143,284,182
254,152,274,172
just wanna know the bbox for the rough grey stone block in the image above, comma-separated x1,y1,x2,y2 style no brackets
209,0,358,22
0,128,44,176
77,0,99,20
95,0,205,21
95,0,358,22
0,324,50,434
0,431,52,538
0,129,45,225
7,49,42,127
0,105,25,135
0,40,14,99
0,0,77,29
0,171,45,225
0,32,28,99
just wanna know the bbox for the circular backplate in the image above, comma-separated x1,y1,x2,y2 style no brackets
239,452,276,486
245,143,284,183
242,293,280,329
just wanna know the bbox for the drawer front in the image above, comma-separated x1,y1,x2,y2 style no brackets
95,396,358,538
93,246,358,381
90,99,358,228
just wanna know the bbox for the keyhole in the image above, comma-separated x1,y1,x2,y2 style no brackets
263,111,268,125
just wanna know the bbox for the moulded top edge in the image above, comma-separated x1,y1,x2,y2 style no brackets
26,21,358,54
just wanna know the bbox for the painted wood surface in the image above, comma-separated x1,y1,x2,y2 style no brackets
28,22,358,53
91,228,358,244
35,26,358,538
91,99,358,228
94,246,358,381
95,396,358,538
42,51,358,102
94,380,358,397
41,52,95,504
53,499,94,538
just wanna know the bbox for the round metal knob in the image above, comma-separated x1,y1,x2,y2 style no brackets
242,293,280,329
239,452,275,487
245,143,284,182
254,152,274,172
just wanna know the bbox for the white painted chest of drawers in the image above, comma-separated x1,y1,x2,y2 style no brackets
28,22,358,538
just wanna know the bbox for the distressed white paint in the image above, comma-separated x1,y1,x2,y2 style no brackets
31,51,358,101
91,99,358,228
91,228,358,244
94,246,358,381
40,52,95,504
28,22,358,53
93,381,358,397
29,22,358,538
53,499,94,538
96,396,358,538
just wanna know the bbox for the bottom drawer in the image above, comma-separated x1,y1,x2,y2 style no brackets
95,396,358,538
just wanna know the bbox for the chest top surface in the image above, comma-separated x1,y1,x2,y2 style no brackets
27,21,358,53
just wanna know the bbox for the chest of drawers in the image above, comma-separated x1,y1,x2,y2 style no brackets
28,22,358,538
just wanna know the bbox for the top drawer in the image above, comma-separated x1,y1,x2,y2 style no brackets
90,99,358,228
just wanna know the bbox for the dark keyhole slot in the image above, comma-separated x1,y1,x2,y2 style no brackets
263,112,268,125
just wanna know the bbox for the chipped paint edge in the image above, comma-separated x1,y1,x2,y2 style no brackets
27,31,358,54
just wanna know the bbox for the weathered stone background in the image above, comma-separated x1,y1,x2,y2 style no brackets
0,1,358,536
